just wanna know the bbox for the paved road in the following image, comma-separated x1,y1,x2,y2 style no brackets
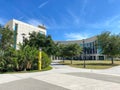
66,72,120,83
0,78,68,90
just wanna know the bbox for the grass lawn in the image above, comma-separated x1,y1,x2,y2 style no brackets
59,60,120,69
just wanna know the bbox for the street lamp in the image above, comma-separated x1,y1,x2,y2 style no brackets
38,47,42,70
83,39,86,68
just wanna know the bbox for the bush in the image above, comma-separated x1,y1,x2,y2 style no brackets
27,51,51,70
0,48,51,73
41,52,51,69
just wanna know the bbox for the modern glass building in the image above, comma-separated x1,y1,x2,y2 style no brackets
56,36,105,60
5,19,46,49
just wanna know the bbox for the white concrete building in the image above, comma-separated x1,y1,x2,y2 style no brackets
5,19,46,49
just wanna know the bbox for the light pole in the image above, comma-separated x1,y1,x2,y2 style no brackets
83,39,86,68
38,47,42,70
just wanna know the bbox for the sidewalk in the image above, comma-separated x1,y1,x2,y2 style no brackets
51,60,120,76
33,73,120,90
0,60,120,90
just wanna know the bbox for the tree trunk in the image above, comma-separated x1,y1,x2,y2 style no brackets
111,57,114,64
24,68,26,71
63,57,64,63
71,57,73,64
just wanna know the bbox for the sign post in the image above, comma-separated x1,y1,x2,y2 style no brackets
38,48,42,70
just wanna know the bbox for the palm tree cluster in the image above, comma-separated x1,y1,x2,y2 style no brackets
0,26,51,72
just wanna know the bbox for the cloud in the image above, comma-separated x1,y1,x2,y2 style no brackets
18,16,24,20
38,1,49,8
64,33,90,40
39,16,72,30
26,17,58,30
67,9,81,25
86,15,120,30
27,19,43,26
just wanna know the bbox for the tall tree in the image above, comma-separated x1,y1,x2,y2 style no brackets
44,35,56,56
0,26,14,72
97,31,120,64
56,44,66,62
24,31,57,57
0,26,14,50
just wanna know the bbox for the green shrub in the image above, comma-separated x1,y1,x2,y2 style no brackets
0,47,51,73
31,58,38,70
30,51,51,70
41,52,51,69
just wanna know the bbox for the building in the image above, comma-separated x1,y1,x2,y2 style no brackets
5,19,46,49
56,36,105,60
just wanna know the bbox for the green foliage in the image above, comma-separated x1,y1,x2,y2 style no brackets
41,52,51,69
0,26,14,72
0,47,15,72
0,44,51,72
0,27,14,50
64,44,82,64
59,43,82,57
44,35,57,56
0,49,5,71
56,44,66,57
56,43,82,64
0,26,52,73
42,66,52,71
24,32,57,56
17,44,39,71
97,31,120,64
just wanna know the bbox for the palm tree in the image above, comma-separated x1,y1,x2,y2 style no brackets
19,44,38,70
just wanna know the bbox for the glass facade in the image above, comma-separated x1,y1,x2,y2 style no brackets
82,41,97,54
80,40,105,60
57,36,105,60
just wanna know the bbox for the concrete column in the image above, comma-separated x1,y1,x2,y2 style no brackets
56,57,58,60
53,56,55,60
96,55,98,60
104,55,106,60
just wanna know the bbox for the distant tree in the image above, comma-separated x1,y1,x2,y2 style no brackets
44,35,57,56
97,31,120,64
56,44,66,62
0,26,14,50
62,43,82,64
53,42,61,57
